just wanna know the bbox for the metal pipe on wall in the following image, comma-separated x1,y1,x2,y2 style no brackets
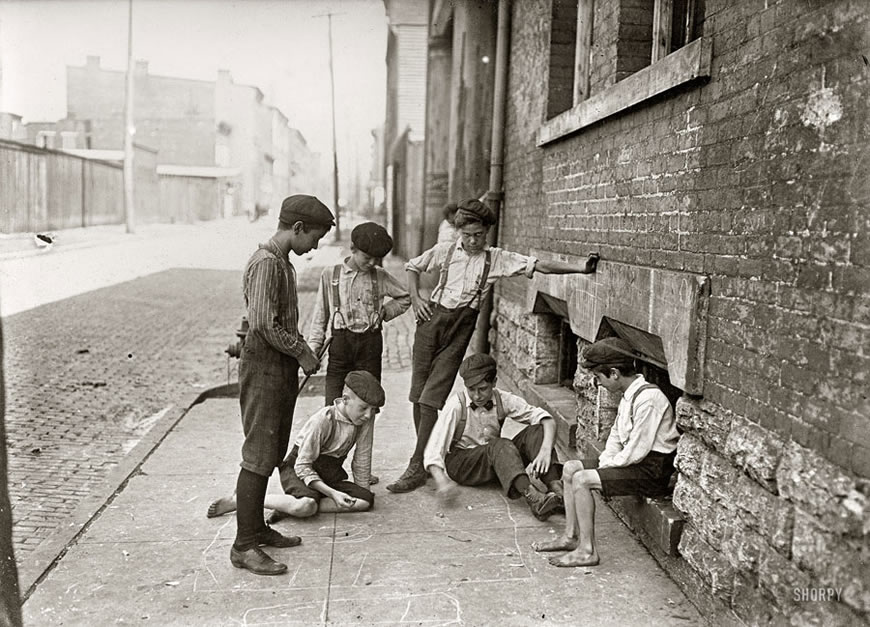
474,0,511,355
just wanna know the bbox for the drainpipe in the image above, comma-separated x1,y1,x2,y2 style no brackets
474,0,511,354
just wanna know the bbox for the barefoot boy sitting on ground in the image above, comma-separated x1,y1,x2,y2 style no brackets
208,371,385,522
424,353,564,521
532,337,679,567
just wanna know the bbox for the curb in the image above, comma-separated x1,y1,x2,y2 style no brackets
18,386,209,600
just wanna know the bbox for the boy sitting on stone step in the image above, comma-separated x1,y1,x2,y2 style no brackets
532,337,679,567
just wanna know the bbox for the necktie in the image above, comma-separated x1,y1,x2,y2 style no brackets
471,400,494,411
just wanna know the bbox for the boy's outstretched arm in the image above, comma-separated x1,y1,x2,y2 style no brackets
535,252,599,275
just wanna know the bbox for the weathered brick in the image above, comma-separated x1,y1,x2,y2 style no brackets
775,441,868,537
723,415,783,491
674,397,732,450
677,524,736,600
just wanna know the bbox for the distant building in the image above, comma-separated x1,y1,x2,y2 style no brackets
24,119,91,150
65,56,323,215
383,0,428,256
0,112,26,142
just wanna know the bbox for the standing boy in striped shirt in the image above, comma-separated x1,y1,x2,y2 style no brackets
230,194,334,576
386,198,599,493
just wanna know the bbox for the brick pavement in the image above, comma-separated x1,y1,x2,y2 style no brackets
3,248,415,568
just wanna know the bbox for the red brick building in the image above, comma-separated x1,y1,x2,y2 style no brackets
415,0,869,623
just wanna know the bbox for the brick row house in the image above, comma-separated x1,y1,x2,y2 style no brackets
406,0,868,623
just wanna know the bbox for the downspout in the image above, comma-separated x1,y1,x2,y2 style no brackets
474,0,511,354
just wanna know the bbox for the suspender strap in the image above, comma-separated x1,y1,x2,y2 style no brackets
450,389,505,452
628,384,659,428
328,265,341,330
435,241,458,306
369,268,381,322
472,250,492,308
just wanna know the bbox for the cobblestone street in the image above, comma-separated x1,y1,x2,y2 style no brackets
1,219,412,570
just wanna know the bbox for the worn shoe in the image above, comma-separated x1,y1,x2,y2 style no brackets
547,479,566,514
265,510,290,525
386,461,427,493
230,546,288,576
369,474,380,486
524,485,561,521
257,526,302,548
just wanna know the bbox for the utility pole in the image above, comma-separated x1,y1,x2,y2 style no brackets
122,0,135,233
315,11,343,240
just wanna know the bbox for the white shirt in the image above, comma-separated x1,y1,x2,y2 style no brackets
423,387,552,472
598,375,679,469
405,241,537,309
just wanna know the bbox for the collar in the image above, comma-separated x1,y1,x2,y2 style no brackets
261,238,289,262
464,390,495,412
622,374,648,400
331,400,353,424
455,240,491,255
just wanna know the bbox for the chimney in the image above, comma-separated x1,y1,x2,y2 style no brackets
135,60,149,75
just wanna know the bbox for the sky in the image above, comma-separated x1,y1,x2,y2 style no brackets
0,0,387,169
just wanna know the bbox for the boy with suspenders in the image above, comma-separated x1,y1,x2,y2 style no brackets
423,354,564,520
307,221,411,406
532,337,680,567
387,198,600,493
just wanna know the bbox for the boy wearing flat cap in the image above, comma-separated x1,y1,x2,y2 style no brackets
423,353,564,520
308,221,410,407
230,194,334,576
208,371,384,523
532,337,680,567
388,198,600,493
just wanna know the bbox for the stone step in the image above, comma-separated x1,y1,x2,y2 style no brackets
520,381,685,557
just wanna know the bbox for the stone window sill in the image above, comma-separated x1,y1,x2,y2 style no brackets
537,37,711,146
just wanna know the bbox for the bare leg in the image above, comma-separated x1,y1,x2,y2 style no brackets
263,494,318,518
549,469,601,567
318,498,371,513
206,492,237,518
532,460,584,552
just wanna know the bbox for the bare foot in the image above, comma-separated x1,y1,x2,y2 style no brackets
531,536,578,552
548,548,600,567
206,496,236,518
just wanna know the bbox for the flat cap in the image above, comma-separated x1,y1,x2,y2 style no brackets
351,222,393,258
459,353,498,387
580,337,636,369
344,370,386,408
454,198,496,227
279,195,335,228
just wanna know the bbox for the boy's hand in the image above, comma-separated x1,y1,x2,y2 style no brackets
583,252,600,274
526,450,552,478
299,349,320,376
412,297,433,324
330,490,357,509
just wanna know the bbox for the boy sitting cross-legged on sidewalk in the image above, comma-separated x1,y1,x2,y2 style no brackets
424,353,564,520
208,371,385,526
532,337,680,567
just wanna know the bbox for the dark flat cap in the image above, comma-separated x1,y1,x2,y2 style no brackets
580,337,636,369
459,353,498,386
351,222,393,258
344,370,385,408
279,195,335,228
454,198,496,227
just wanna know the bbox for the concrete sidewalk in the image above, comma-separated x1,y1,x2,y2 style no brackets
22,369,703,626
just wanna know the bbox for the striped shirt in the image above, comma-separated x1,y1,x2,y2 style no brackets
308,260,411,353
242,239,307,359
293,402,373,488
405,241,537,309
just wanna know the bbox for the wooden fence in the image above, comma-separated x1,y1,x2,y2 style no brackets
0,139,124,233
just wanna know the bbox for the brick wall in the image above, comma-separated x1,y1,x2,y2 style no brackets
498,0,869,623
